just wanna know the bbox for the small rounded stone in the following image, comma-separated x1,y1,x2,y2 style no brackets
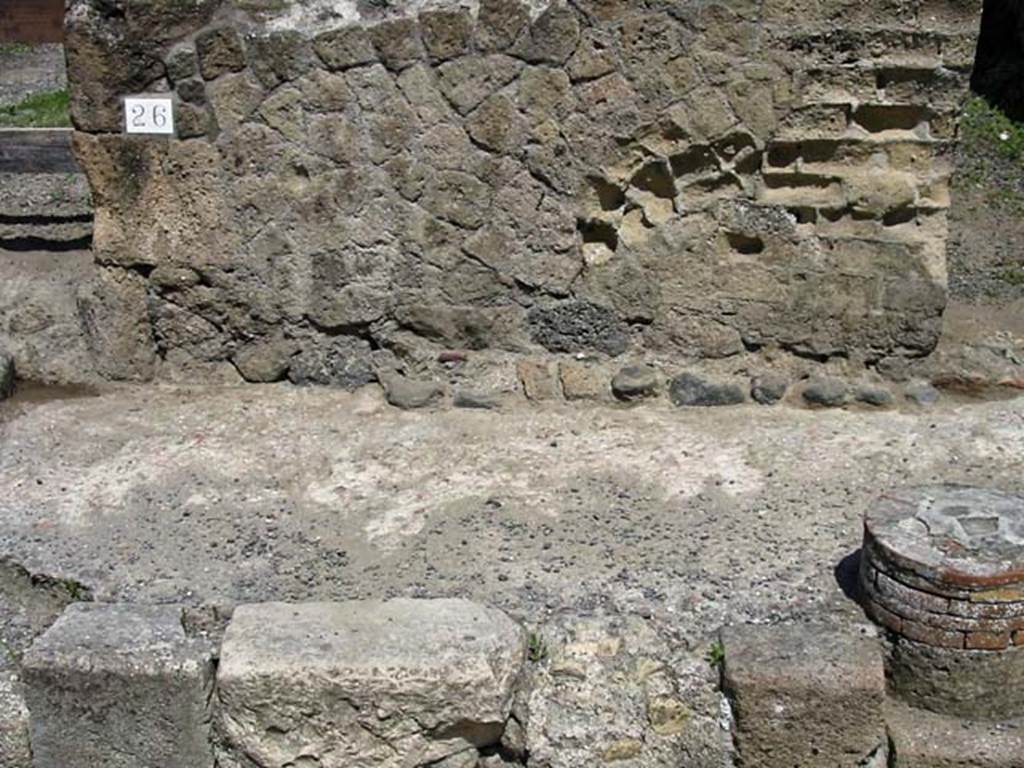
750,374,787,405
611,365,660,401
669,373,744,407
856,385,894,407
802,377,850,407
905,382,940,406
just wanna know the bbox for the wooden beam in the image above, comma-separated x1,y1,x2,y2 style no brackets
0,0,66,44
0,129,78,174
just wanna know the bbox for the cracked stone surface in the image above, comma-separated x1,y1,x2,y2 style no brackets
216,599,525,768
868,486,1024,584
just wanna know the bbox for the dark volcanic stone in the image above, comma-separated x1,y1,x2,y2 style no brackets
528,301,630,357
165,45,198,83
856,385,894,407
196,27,247,80
287,337,376,390
750,374,788,405
175,78,207,105
802,377,850,407
453,390,500,410
248,31,315,88
669,373,744,407
611,365,661,401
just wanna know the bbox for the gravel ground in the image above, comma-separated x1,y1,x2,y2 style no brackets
1,385,1021,638
948,99,1024,304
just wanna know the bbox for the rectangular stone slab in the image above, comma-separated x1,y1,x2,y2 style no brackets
21,603,216,768
886,700,1024,767
217,599,526,768
722,622,886,767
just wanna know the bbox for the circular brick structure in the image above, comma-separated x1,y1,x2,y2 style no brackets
860,485,1024,719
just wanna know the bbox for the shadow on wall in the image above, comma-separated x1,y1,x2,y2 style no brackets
972,0,1024,120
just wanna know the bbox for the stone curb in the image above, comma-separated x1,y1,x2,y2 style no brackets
18,599,527,768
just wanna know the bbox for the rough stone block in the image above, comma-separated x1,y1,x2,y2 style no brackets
419,8,474,60
518,359,561,401
217,599,526,768
21,603,216,768
559,361,607,401
196,27,247,80
886,700,1024,768
383,375,445,409
76,267,156,381
722,623,886,767
750,374,788,405
670,373,745,407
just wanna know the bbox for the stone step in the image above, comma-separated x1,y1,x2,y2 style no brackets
20,599,527,768
218,600,526,768
0,172,91,220
720,622,888,767
21,603,217,768
0,216,92,246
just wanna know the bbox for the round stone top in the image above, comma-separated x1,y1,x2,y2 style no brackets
865,485,1024,590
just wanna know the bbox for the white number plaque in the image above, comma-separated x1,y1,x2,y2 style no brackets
124,96,175,135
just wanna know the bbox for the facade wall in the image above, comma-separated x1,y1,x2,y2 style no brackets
65,0,983,384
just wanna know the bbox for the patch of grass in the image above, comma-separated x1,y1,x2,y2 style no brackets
961,95,1024,166
0,89,71,128
527,631,548,663
999,266,1024,286
0,42,34,55
706,640,725,670
60,578,90,601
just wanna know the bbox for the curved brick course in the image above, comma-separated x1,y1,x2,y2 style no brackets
861,485,1024,651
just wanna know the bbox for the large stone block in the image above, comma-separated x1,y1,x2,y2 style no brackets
722,623,886,767
21,603,216,768
217,599,526,768
886,700,1024,768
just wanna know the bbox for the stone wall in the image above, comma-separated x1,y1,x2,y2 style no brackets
65,0,983,384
